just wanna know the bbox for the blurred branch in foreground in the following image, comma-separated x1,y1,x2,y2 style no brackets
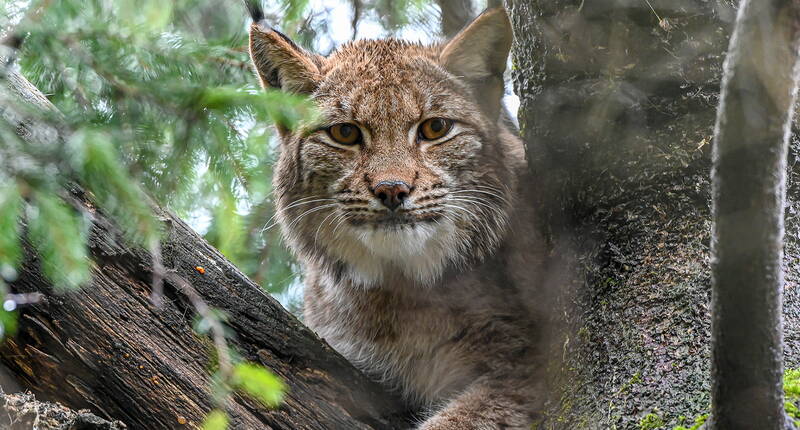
709,0,800,428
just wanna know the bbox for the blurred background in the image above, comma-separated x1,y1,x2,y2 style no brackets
0,0,513,315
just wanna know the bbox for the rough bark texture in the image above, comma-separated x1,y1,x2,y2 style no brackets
709,1,800,428
0,392,126,430
0,70,411,430
507,0,800,428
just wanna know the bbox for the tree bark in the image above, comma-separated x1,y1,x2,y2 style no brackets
437,0,474,37
9,2,800,429
0,392,126,430
0,70,411,429
709,0,800,428
507,0,800,428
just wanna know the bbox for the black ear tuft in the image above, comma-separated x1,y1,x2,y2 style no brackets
243,0,265,24
246,0,323,96
0,33,24,51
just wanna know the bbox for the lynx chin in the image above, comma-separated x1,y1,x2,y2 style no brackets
248,4,547,429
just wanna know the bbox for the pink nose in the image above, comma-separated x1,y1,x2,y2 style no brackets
373,181,411,211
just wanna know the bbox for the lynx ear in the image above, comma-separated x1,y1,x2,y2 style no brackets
440,8,512,118
248,19,322,94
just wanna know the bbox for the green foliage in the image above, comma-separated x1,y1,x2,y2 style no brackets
1,0,321,302
198,314,284,424
0,281,18,339
204,348,285,425
27,191,91,291
2,0,431,427
0,184,22,271
639,412,665,430
68,129,159,247
1,0,443,311
786,401,800,425
233,362,286,407
0,308,18,339
2,1,438,425
785,368,800,426
282,0,311,25
201,409,229,430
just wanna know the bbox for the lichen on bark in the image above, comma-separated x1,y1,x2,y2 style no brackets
0,392,126,430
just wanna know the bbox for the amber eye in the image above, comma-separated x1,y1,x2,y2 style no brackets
328,123,362,145
419,118,453,141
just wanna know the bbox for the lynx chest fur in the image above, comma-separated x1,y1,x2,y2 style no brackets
248,5,546,429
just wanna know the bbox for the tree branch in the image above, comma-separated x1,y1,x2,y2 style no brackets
0,68,411,429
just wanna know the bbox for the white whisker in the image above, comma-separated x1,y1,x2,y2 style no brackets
260,197,337,233
449,188,509,205
441,203,478,220
443,203,493,235
285,203,339,231
331,213,351,237
447,197,503,214
314,209,342,246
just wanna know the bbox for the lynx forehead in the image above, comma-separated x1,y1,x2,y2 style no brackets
250,9,516,288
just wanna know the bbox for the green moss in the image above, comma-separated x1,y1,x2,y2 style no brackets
672,413,708,430
784,368,800,398
784,368,800,427
618,372,642,394
639,412,665,429
671,368,800,429
785,401,799,422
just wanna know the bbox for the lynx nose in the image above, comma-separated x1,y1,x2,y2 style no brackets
373,181,411,211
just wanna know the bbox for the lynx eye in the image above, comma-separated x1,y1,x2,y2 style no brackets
419,118,453,141
328,123,362,145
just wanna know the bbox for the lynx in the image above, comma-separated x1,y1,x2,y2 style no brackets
248,4,547,429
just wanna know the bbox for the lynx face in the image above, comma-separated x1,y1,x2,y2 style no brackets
250,9,518,287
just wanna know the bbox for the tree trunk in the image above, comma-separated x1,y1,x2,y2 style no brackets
0,70,411,429
507,0,800,428
708,0,800,428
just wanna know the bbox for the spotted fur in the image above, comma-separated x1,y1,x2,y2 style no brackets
249,6,547,429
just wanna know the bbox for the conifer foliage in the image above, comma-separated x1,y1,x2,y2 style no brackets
0,0,450,427
1,1,322,426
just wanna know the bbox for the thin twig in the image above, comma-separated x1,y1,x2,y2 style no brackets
164,271,233,388
149,241,165,307
642,0,662,23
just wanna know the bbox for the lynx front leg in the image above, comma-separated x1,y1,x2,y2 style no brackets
418,379,541,430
